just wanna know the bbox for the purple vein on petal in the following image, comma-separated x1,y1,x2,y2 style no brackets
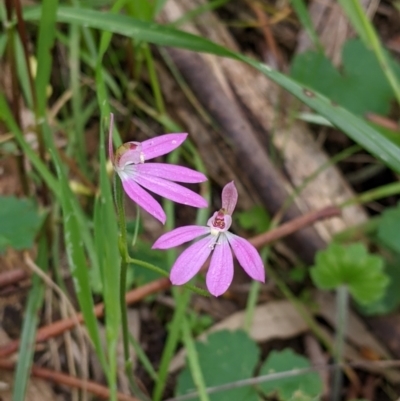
121,177,166,224
134,174,208,208
135,163,207,183
206,235,234,297
141,133,188,161
226,232,265,282
170,235,216,285
152,226,210,249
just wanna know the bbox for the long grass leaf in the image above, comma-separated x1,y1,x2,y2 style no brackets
22,6,400,172
52,147,108,374
34,0,59,116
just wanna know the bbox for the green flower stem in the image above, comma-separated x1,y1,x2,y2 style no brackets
127,256,209,297
181,318,210,401
114,175,148,400
332,285,349,401
114,176,132,367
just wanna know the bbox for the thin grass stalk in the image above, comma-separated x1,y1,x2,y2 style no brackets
181,319,210,401
114,175,149,401
331,285,349,401
4,0,29,195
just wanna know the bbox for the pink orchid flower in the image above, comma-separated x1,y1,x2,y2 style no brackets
152,181,265,296
109,115,208,224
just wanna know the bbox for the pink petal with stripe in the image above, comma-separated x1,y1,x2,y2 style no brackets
226,232,265,282
136,163,207,183
120,176,166,224
152,226,210,249
170,236,215,285
206,235,234,296
141,133,187,161
134,174,208,208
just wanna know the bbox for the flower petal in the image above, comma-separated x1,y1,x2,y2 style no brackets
170,235,215,285
135,163,207,183
226,232,265,282
206,235,233,296
152,226,210,249
134,174,208,208
120,175,166,224
221,181,238,215
141,133,188,161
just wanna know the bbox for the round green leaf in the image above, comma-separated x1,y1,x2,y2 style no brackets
377,204,400,253
0,196,42,253
310,243,389,305
176,330,260,401
259,348,322,401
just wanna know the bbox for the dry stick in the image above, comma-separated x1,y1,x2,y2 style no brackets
251,205,340,248
0,269,28,288
0,359,140,401
0,206,340,359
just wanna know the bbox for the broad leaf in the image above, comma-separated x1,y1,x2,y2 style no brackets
0,196,42,253
310,243,389,305
259,348,322,401
291,39,400,116
176,330,260,401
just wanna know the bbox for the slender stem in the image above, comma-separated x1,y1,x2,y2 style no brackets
114,175,149,400
114,176,131,365
332,285,349,401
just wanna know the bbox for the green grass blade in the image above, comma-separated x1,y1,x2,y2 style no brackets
22,6,400,172
128,333,158,381
181,319,210,401
69,21,88,174
93,117,121,399
52,147,108,374
14,35,33,108
34,0,59,116
12,237,48,401
289,0,322,51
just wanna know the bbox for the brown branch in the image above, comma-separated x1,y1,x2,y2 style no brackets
0,206,339,358
0,359,140,401
251,206,341,249
0,268,28,288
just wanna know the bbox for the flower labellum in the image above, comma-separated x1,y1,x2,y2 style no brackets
152,181,265,296
108,114,208,224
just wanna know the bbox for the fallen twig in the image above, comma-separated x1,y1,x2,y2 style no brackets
0,268,28,288
251,205,341,248
0,359,140,401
